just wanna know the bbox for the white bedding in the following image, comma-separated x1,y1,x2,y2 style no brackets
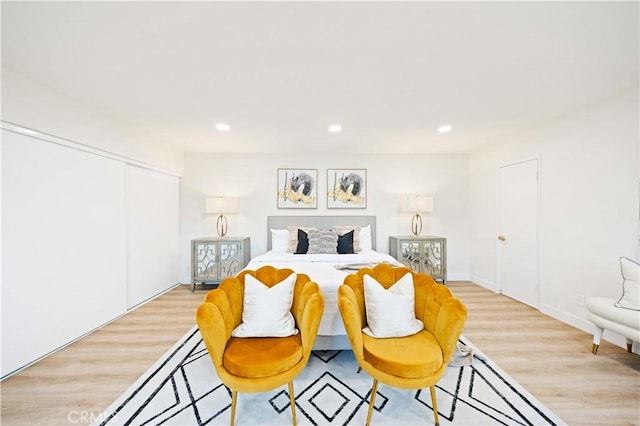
245,250,402,336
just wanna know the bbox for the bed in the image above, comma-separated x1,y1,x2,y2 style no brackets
245,215,403,350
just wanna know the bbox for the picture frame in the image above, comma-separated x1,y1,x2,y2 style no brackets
327,169,367,209
277,168,318,209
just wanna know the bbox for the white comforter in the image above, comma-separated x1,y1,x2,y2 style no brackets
245,250,402,336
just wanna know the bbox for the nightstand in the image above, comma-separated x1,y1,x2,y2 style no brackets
389,236,447,284
191,237,250,291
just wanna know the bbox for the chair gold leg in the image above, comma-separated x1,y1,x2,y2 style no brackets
288,381,297,426
366,379,379,426
429,385,440,426
230,390,237,426
592,343,599,354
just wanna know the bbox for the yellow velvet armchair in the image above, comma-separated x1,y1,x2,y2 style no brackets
196,266,325,426
338,263,467,426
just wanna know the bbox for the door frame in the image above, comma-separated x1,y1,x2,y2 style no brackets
496,156,541,307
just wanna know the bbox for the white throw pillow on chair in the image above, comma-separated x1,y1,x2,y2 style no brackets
614,257,640,311
362,272,424,338
232,273,298,337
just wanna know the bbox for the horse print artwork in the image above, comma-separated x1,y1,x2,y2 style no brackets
277,168,318,209
328,169,367,208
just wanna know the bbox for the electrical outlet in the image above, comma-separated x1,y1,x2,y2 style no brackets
576,293,585,307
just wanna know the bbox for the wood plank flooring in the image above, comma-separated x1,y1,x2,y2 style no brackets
1,281,639,425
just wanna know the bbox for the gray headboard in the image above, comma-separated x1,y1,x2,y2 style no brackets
267,216,376,251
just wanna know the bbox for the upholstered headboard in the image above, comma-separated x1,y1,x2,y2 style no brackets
267,216,376,251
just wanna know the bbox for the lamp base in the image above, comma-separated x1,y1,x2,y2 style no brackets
216,214,228,238
411,213,423,236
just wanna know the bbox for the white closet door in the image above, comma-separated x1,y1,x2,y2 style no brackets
126,165,180,309
1,130,127,377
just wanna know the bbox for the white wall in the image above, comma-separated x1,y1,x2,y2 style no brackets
179,153,470,284
469,89,639,346
1,67,184,174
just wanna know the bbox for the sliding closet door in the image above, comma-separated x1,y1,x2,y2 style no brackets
125,165,180,308
1,130,127,377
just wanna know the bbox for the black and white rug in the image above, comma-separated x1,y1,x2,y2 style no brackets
96,327,565,425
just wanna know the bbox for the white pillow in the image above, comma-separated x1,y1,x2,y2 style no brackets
359,225,373,252
362,273,424,338
231,273,298,337
615,257,640,311
270,229,290,252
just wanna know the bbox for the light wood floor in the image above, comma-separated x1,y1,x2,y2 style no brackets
1,282,639,425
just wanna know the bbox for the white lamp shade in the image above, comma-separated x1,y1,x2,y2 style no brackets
205,197,239,214
405,196,434,213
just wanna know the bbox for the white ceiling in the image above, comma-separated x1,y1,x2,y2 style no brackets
2,1,638,154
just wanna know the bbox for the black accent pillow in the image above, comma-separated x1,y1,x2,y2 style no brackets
337,230,355,254
294,229,309,254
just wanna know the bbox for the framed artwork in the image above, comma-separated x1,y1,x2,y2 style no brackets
277,168,318,209
327,169,367,209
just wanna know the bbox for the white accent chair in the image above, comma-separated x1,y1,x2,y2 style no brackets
586,257,640,354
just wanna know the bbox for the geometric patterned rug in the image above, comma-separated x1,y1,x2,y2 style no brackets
95,327,565,425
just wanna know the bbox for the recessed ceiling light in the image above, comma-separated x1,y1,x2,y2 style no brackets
437,124,452,133
328,124,342,133
215,123,230,132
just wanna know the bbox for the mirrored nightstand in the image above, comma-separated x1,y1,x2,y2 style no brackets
389,236,447,284
191,237,250,291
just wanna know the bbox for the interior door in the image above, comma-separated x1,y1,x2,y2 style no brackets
498,158,539,307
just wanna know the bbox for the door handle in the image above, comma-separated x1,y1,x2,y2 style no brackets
498,235,506,241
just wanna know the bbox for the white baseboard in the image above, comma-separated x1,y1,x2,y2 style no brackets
469,275,500,293
540,303,639,354
539,303,592,333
